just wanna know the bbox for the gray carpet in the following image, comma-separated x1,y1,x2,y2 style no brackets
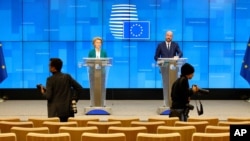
0,100,249,121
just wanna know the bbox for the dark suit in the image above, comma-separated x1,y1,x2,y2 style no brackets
88,49,107,58
44,72,83,122
154,41,183,61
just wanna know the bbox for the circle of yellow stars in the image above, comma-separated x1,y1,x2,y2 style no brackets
130,23,143,37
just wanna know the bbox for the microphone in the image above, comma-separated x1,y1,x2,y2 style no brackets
198,88,209,94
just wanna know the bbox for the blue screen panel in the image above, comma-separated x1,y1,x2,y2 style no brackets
129,41,156,88
0,42,23,88
156,0,183,41
23,0,49,41
49,42,76,78
50,0,76,41
209,0,235,41
76,0,103,41
209,42,235,88
183,0,209,41
0,0,22,41
183,42,209,88
23,42,49,88
235,0,250,41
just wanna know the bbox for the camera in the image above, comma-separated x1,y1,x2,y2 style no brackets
192,85,209,94
186,103,194,110
71,99,77,113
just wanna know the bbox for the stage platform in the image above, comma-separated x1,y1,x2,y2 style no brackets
0,100,249,121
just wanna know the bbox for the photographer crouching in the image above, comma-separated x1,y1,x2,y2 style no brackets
169,63,199,121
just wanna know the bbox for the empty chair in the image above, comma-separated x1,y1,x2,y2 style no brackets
137,132,181,141
59,126,98,141
227,117,250,122
131,121,165,133
148,116,179,126
0,133,16,141
28,117,60,127
188,117,219,126
108,126,147,141
11,127,49,141
42,121,77,133
175,121,209,132
68,117,99,127
108,117,140,127
0,121,33,133
205,125,230,133
82,132,126,141
87,121,121,133
0,117,20,122
192,132,229,141
157,125,196,141
218,121,250,126
26,132,70,141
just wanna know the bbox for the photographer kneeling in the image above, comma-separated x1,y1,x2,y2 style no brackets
169,63,199,121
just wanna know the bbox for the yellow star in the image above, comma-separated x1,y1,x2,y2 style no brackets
2,65,5,69
244,65,248,68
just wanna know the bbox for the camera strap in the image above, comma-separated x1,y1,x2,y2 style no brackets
195,99,203,116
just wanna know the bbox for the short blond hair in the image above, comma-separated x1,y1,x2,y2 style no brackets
92,37,102,45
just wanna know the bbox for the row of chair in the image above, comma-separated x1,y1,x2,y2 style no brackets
0,128,230,141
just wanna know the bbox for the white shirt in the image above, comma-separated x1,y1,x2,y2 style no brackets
96,50,101,58
165,41,171,49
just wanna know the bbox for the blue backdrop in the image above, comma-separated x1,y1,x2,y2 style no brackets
0,0,250,88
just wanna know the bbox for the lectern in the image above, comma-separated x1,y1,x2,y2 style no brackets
157,58,187,115
83,58,112,115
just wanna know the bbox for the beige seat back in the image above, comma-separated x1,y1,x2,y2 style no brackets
42,121,77,133
137,132,181,141
68,117,99,127
108,117,140,127
175,121,209,132
87,121,121,133
131,121,165,133
157,125,196,141
11,127,49,141
0,121,33,133
148,117,179,126
192,132,229,141
82,132,126,141
26,132,70,141
205,125,229,133
0,133,16,141
28,117,60,127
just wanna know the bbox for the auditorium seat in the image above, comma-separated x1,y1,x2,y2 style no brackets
0,121,33,133
227,117,250,122
174,121,209,133
28,117,60,127
187,117,219,126
148,116,179,126
0,117,20,122
108,117,140,127
218,121,250,126
0,133,16,141
26,132,70,141
205,125,230,133
42,121,77,133
136,132,181,141
131,121,165,133
86,121,122,133
192,132,229,141
11,127,49,141
59,126,98,141
82,132,126,141
157,125,196,141
108,126,147,141
68,117,99,127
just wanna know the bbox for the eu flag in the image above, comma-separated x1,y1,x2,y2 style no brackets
0,43,7,83
123,21,150,39
240,38,250,84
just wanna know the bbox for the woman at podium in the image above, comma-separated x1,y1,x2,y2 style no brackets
88,37,107,58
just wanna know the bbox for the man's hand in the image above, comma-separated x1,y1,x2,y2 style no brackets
192,85,199,93
41,85,45,94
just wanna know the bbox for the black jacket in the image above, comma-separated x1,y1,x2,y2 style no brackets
44,72,83,117
171,76,194,109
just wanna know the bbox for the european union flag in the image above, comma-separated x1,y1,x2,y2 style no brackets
240,38,250,84
123,21,150,39
0,43,7,83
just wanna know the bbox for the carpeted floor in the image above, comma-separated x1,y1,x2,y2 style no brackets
0,100,249,121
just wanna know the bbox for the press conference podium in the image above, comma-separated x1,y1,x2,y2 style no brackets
157,58,187,115
83,58,112,115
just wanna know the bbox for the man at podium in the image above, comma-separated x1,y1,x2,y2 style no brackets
88,37,107,58
154,31,183,61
